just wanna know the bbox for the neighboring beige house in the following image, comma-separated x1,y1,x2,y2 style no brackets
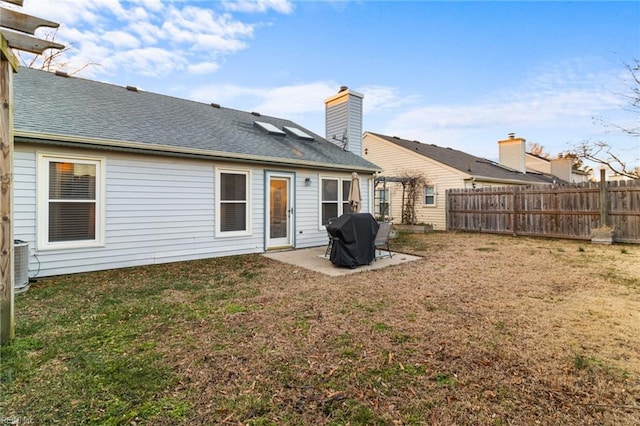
525,153,591,183
363,132,563,230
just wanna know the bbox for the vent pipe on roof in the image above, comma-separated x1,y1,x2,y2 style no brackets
251,111,261,116
210,103,221,108
54,70,69,77
126,85,139,92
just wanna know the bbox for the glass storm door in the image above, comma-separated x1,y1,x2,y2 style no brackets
267,174,293,248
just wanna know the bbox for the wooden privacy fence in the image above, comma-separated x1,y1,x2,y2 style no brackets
446,179,640,243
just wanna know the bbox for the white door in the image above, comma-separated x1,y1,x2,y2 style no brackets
267,173,293,249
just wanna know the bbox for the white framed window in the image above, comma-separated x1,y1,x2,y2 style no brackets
320,177,351,226
375,188,390,219
37,153,105,250
216,168,251,236
423,185,436,206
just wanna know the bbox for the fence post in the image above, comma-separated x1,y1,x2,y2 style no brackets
0,38,15,344
599,168,608,227
512,186,518,236
445,189,450,230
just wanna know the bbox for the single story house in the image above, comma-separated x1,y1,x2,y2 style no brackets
362,132,564,230
13,68,379,277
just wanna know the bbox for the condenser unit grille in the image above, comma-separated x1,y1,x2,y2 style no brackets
14,240,29,293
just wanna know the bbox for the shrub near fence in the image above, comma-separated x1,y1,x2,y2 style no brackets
446,180,640,243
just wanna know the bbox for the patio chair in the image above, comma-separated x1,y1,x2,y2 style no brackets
374,221,393,260
324,217,338,258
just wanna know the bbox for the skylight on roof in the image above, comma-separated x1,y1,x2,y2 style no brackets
254,121,286,136
283,126,314,140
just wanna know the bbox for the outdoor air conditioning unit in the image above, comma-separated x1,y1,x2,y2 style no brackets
14,240,30,294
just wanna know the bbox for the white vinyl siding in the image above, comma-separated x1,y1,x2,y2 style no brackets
16,147,262,277
15,144,372,277
37,153,105,250
325,90,364,156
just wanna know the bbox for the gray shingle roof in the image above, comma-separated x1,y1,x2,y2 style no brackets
368,132,563,184
13,67,379,172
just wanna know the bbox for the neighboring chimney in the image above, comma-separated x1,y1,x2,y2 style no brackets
324,86,364,156
550,157,573,183
498,133,526,173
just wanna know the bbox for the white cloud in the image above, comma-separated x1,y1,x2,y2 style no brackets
103,30,141,49
104,47,187,77
356,85,420,114
127,21,163,45
187,81,337,116
358,59,639,160
17,1,262,80
129,6,151,22
221,0,294,14
135,0,164,13
188,62,221,74
19,0,128,26
385,60,625,140
254,82,339,116
163,6,255,39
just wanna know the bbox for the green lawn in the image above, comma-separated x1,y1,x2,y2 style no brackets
2,233,639,425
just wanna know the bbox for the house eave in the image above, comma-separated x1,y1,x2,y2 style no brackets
14,130,379,173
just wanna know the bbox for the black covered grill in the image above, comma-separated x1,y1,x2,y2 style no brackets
326,213,379,268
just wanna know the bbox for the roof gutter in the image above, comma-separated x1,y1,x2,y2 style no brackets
15,130,380,174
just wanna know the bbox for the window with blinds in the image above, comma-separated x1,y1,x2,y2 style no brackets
38,154,104,249
48,161,97,241
216,169,251,235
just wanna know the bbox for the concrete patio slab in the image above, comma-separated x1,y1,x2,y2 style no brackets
262,246,422,276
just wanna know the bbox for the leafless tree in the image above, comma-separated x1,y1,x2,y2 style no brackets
597,59,640,138
572,140,639,179
18,28,96,75
571,59,640,179
526,142,551,159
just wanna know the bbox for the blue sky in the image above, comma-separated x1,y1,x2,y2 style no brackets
14,0,640,167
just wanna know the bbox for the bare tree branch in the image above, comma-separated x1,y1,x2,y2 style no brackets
526,142,551,159
573,140,639,179
594,59,640,138
572,59,640,179
18,27,97,75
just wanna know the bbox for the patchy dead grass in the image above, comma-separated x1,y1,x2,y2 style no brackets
2,232,639,425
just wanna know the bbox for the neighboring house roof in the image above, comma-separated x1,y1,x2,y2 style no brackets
367,132,563,184
526,152,590,177
526,152,550,161
13,67,379,172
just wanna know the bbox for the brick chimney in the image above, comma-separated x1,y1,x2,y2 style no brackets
498,133,526,173
324,86,364,156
